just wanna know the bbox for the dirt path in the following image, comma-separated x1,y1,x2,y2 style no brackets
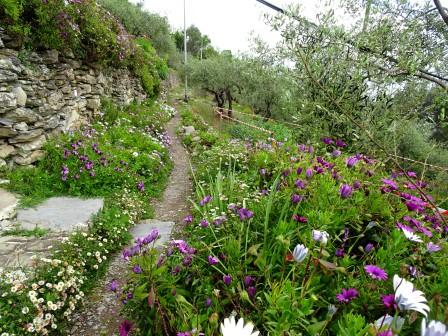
68,111,191,336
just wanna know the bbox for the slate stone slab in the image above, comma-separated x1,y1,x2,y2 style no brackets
17,197,103,231
0,188,17,221
131,219,174,247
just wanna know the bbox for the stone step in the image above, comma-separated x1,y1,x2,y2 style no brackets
17,196,104,232
131,219,174,247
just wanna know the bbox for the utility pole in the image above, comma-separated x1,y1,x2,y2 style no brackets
183,0,188,102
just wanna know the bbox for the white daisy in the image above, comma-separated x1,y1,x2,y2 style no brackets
312,230,329,245
374,314,405,331
292,244,308,263
221,316,260,336
393,275,430,317
421,318,448,336
401,227,423,243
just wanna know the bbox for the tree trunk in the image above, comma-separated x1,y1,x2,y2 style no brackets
226,89,233,117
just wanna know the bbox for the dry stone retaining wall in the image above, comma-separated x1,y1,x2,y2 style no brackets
0,27,146,167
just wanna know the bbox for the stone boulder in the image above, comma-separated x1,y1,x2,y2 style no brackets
0,144,15,159
12,86,27,106
183,126,196,136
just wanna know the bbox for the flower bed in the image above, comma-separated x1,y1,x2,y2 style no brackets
0,100,175,335
121,122,447,335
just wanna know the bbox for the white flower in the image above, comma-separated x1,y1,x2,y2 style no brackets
292,244,308,263
374,314,405,331
221,316,259,336
401,227,423,243
421,319,448,336
393,275,430,317
312,230,329,245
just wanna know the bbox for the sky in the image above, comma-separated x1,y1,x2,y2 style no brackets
136,0,321,52
137,0,448,53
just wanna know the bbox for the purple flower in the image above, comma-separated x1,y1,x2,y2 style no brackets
346,156,359,168
109,279,119,292
335,248,345,257
305,168,313,178
295,179,305,189
200,219,209,228
321,137,334,145
336,288,358,303
132,265,142,274
238,208,254,221
407,171,417,178
382,179,398,191
183,215,193,224
377,331,393,336
381,294,397,310
207,255,219,265
291,194,303,204
364,265,388,281
119,320,133,336
182,255,193,267
339,184,353,199
247,286,256,299
205,297,212,307
335,139,347,148
223,274,232,286
353,181,361,189
199,195,212,206
137,181,145,192
244,276,254,287
332,150,342,157
426,242,441,253
85,161,94,170
260,168,267,176
296,167,303,175
292,214,308,223
365,243,374,253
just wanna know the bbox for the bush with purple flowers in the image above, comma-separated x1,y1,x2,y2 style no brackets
121,112,448,335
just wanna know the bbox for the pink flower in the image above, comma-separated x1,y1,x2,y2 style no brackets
119,320,133,336
364,265,388,281
336,288,358,303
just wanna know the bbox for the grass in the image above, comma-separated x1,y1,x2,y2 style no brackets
1,227,49,238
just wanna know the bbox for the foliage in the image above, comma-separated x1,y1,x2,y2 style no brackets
173,25,216,59
121,104,448,335
0,99,175,335
98,0,179,66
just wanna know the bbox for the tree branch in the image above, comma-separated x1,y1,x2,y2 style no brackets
433,0,448,26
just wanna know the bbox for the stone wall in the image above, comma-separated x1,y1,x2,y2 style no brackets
0,28,146,167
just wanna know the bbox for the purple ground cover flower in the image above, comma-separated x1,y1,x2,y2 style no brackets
353,181,361,189
205,297,212,307
364,265,388,281
248,286,256,299
332,149,342,157
133,265,142,274
365,243,374,252
346,156,359,168
339,184,353,198
292,214,308,223
306,168,313,178
199,195,212,206
238,208,254,221
200,219,209,228
244,276,254,287
183,215,193,224
109,279,119,292
137,181,145,192
208,255,219,265
381,179,398,191
427,242,441,253
336,288,358,303
335,248,344,257
295,179,305,189
377,331,393,336
335,139,347,148
321,137,334,145
223,274,232,285
291,194,303,204
296,167,303,175
381,294,397,310
119,320,133,336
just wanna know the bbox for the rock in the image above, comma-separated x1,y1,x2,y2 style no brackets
183,126,196,136
4,107,39,123
192,136,201,142
0,159,5,167
14,122,28,132
86,98,101,110
13,150,45,165
17,197,104,232
82,74,96,84
44,115,60,129
64,110,80,131
14,135,46,152
0,127,17,138
79,84,92,94
0,144,14,159
12,86,26,106
9,129,43,143
42,50,59,64
46,91,64,109
0,189,18,221
0,69,18,82
131,219,174,247
0,57,20,72
0,92,16,109
0,36,3,48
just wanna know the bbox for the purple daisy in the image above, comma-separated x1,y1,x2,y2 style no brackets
336,288,358,303
207,255,219,265
364,264,388,281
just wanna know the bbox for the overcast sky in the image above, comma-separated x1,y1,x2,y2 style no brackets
137,0,448,53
